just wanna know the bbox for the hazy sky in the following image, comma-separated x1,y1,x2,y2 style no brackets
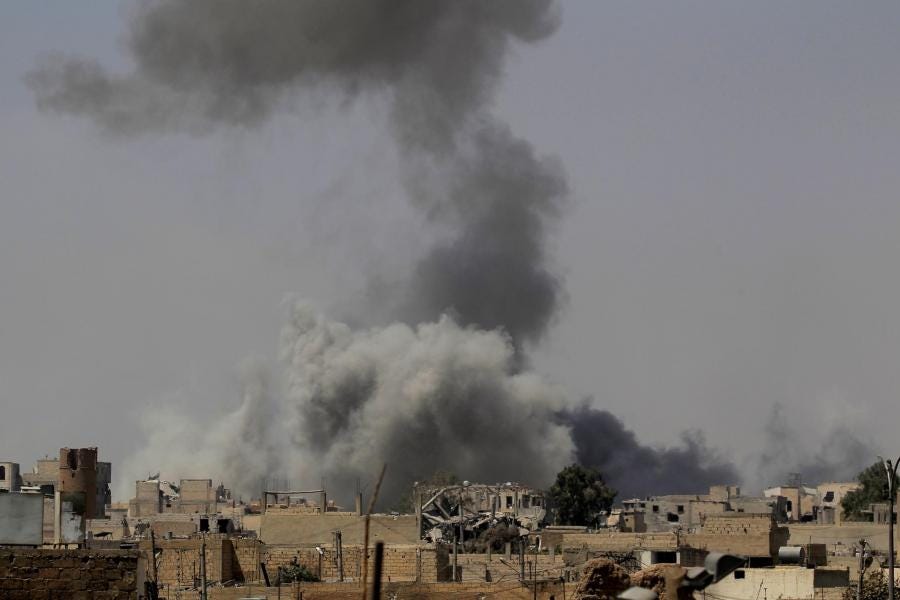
2,1,899,496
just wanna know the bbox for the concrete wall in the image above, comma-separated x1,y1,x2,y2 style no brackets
706,566,849,600
0,548,144,599
0,493,43,545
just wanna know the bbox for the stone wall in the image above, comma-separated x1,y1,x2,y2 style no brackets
263,544,449,583
0,548,143,599
684,513,789,557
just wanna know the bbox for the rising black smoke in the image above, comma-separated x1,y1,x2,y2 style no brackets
29,1,734,504
560,405,739,499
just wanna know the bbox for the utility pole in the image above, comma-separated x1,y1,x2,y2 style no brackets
880,456,900,600
200,535,208,600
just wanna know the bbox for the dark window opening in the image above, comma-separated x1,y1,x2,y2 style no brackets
667,513,679,523
66,451,77,471
522,495,530,508
199,518,209,532
640,503,646,509
652,551,677,564
0,466,5,481
734,570,746,579
786,500,793,512
823,491,835,503
217,519,230,534
677,505,684,514
652,505,659,513
506,496,513,509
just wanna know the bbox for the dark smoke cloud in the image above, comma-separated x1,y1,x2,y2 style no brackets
27,0,566,344
560,404,739,499
752,402,876,489
27,1,734,503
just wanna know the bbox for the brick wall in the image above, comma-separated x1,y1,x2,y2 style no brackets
263,544,449,583
683,513,789,557
207,579,567,600
231,538,262,583
142,536,233,588
0,548,143,599
555,532,678,552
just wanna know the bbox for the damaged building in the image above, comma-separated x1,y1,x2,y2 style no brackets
414,481,545,548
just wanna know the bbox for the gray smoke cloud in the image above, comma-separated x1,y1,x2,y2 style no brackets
118,358,283,500
28,1,733,504
26,0,566,344
560,405,738,499
279,302,574,503
750,402,876,490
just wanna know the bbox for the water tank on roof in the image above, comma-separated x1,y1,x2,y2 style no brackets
778,546,805,565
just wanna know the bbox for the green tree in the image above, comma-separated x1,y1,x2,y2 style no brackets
547,464,616,527
842,461,899,522
843,568,895,600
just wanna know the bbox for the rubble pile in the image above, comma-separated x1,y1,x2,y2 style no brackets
630,564,693,600
571,559,632,600
573,560,693,600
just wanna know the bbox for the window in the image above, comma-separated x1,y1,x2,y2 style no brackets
652,505,659,513
677,505,684,514
823,491,835,503
522,495,530,508
640,503,646,509
667,513,679,523
199,518,209,532
786,500,793,511
734,570,746,580
506,496,513,509
0,466,5,481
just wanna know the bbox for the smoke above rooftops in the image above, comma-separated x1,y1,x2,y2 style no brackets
32,1,742,503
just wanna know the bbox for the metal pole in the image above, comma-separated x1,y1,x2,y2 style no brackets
891,459,899,600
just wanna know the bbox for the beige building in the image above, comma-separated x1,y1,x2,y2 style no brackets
0,462,20,492
816,481,860,524
706,565,849,600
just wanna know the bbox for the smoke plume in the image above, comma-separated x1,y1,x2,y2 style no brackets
30,1,735,504
117,359,283,500
749,402,876,491
279,302,574,503
560,405,738,499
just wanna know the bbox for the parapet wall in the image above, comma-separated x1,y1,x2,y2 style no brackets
0,548,143,599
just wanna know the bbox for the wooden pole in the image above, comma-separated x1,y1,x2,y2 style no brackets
361,463,387,600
